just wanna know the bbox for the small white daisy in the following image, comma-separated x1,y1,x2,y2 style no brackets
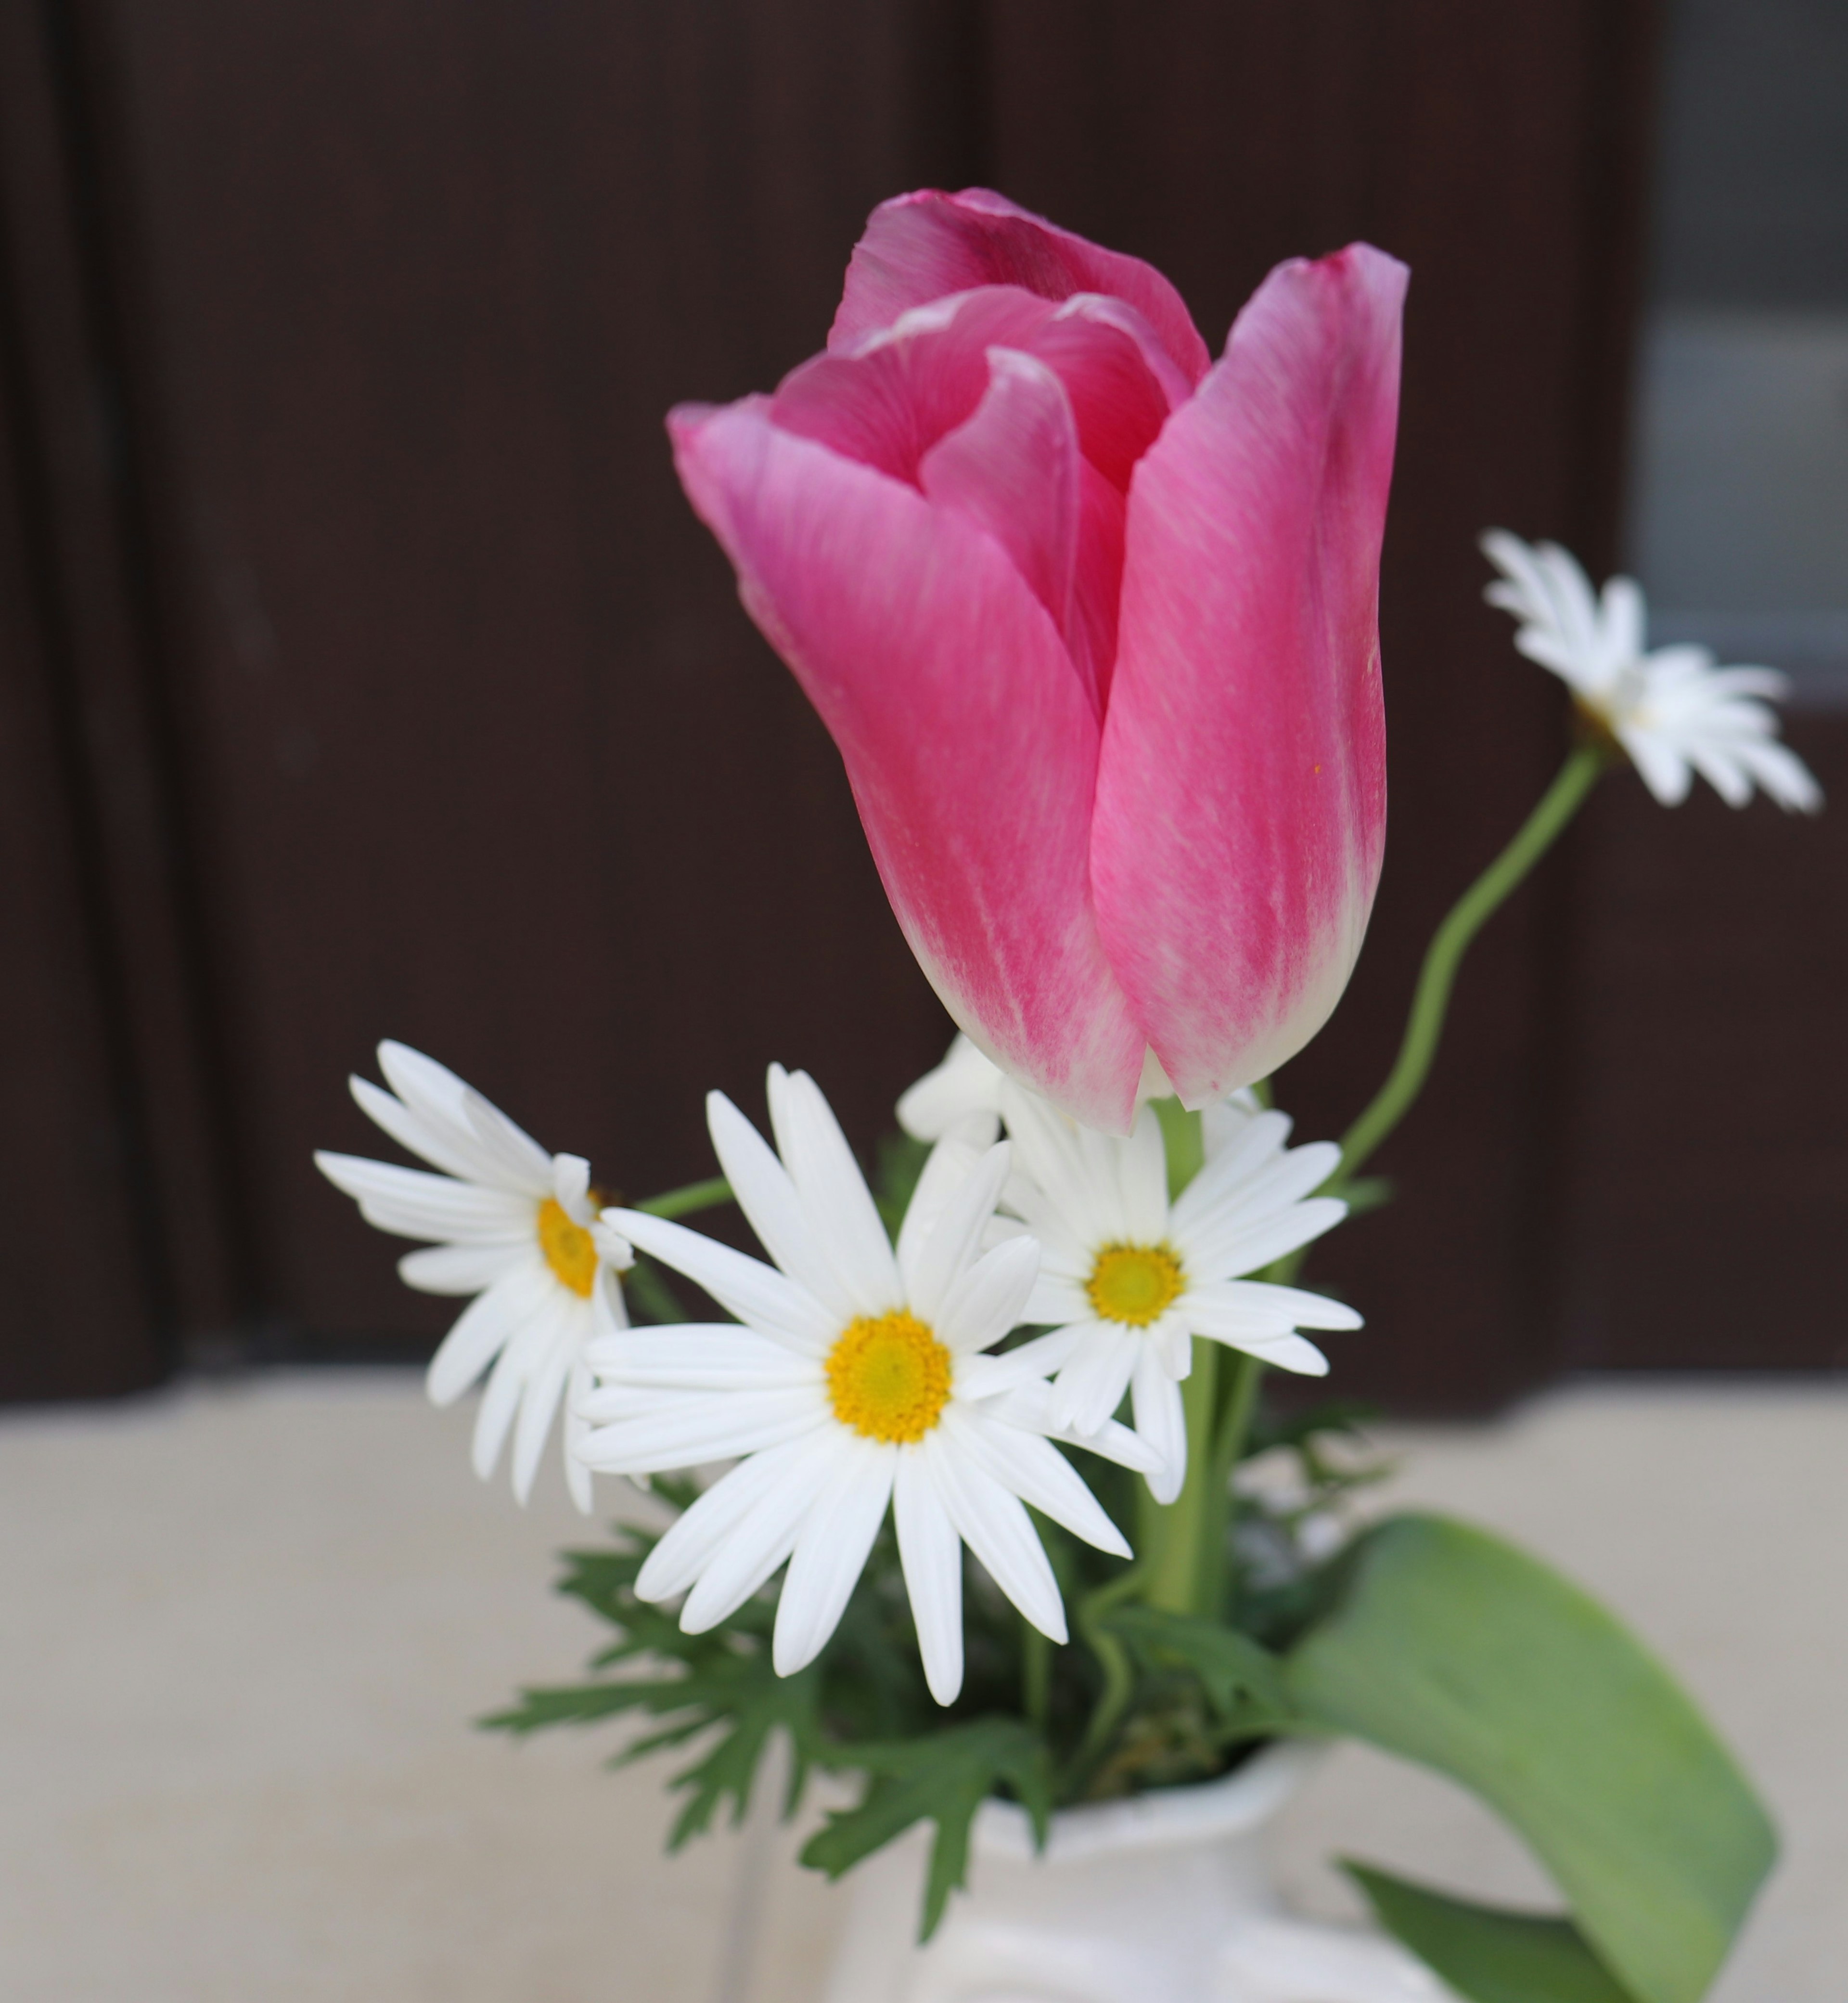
577,1065,1157,1705
316,1042,628,1512
1482,530,1822,813
994,1085,1359,1504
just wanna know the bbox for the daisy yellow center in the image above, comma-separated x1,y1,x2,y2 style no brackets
1086,1242,1184,1327
538,1196,599,1297
825,1312,952,1445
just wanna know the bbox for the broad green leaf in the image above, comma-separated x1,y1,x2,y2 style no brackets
1104,1603,1289,1723
1346,1863,1642,2003
1284,1514,1775,2003
801,1718,1052,1940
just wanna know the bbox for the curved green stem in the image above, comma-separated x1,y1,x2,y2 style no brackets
1333,741,1610,1190
1069,1560,1150,1783
636,1176,733,1220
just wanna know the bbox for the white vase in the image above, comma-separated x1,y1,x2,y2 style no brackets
820,1740,1444,2003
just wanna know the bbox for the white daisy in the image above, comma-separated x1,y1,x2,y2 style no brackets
577,1065,1157,1705
994,1086,1360,1504
315,1041,628,1512
1482,530,1822,813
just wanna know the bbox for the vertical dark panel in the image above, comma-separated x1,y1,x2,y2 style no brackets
0,299,162,1397
986,0,1659,1407
0,0,246,1391
1559,719,1848,1370
66,1,979,1350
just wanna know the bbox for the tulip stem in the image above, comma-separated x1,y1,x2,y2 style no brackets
1331,740,1612,1191
635,1176,734,1219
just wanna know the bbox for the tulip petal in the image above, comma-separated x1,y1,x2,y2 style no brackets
831,188,1211,391
774,286,1053,486
1028,296,1184,483
670,398,1147,1129
1092,244,1407,1105
920,347,1080,675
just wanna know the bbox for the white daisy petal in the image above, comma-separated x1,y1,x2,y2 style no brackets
582,1326,817,1391
349,1076,487,1187
894,1448,965,1704
1167,1111,1295,1237
1189,1279,1363,1334
605,1209,838,1355
1235,1332,1332,1376
472,1287,571,1482
1050,1322,1136,1434
998,1084,1112,1245
1021,1269,1093,1327
550,1151,593,1221
1732,735,1823,813
398,1239,525,1296
563,1355,596,1514
425,1257,554,1406
576,1388,827,1474
315,1152,535,1243
1619,725,1693,805
510,1299,589,1504
948,1408,1129,1557
1184,1196,1349,1283
897,1033,1004,1147
677,1430,851,1633
902,1139,1012,1320
770,1067,901,1314
635,1435,822,1600
773,1441,896,1675
989,1382,1164,1475
1129,1347,1187,1504
377,1042,552,1195
924,1431,1065,1642
706,1091,855,1318
936,1234,1040,1354
1116,1106,1169,1242
367,1049,547,1190
896,1134,991,1296
952,1328,1086,1399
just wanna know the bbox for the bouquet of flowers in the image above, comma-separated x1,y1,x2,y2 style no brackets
318,192,1815,2003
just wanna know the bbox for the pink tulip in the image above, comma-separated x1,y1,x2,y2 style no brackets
670,189,1405,1134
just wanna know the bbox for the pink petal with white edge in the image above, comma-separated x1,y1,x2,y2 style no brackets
669,397,1147,1130
830,188,1211,390
1092,244,1406,1105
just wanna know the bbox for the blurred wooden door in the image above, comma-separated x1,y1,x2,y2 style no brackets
3,0,1839,1406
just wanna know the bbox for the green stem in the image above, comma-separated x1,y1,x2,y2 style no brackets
635,1176,733,1220
1332,741,1610,1191
1141,1341,1220,1615
1201,1351,1265,1616
1070,1559,1149,1782
1022,1621,1052,1730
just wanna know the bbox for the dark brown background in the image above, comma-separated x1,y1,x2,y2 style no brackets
3,0,1841,1409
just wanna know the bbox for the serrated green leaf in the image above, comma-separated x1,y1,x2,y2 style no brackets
1103,1604,1289,1722
666,1666,821,1847
801,1719,1051,1940
480,1679,669,1733
1345,1864,1642,2003
1284,1514,1775,2003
